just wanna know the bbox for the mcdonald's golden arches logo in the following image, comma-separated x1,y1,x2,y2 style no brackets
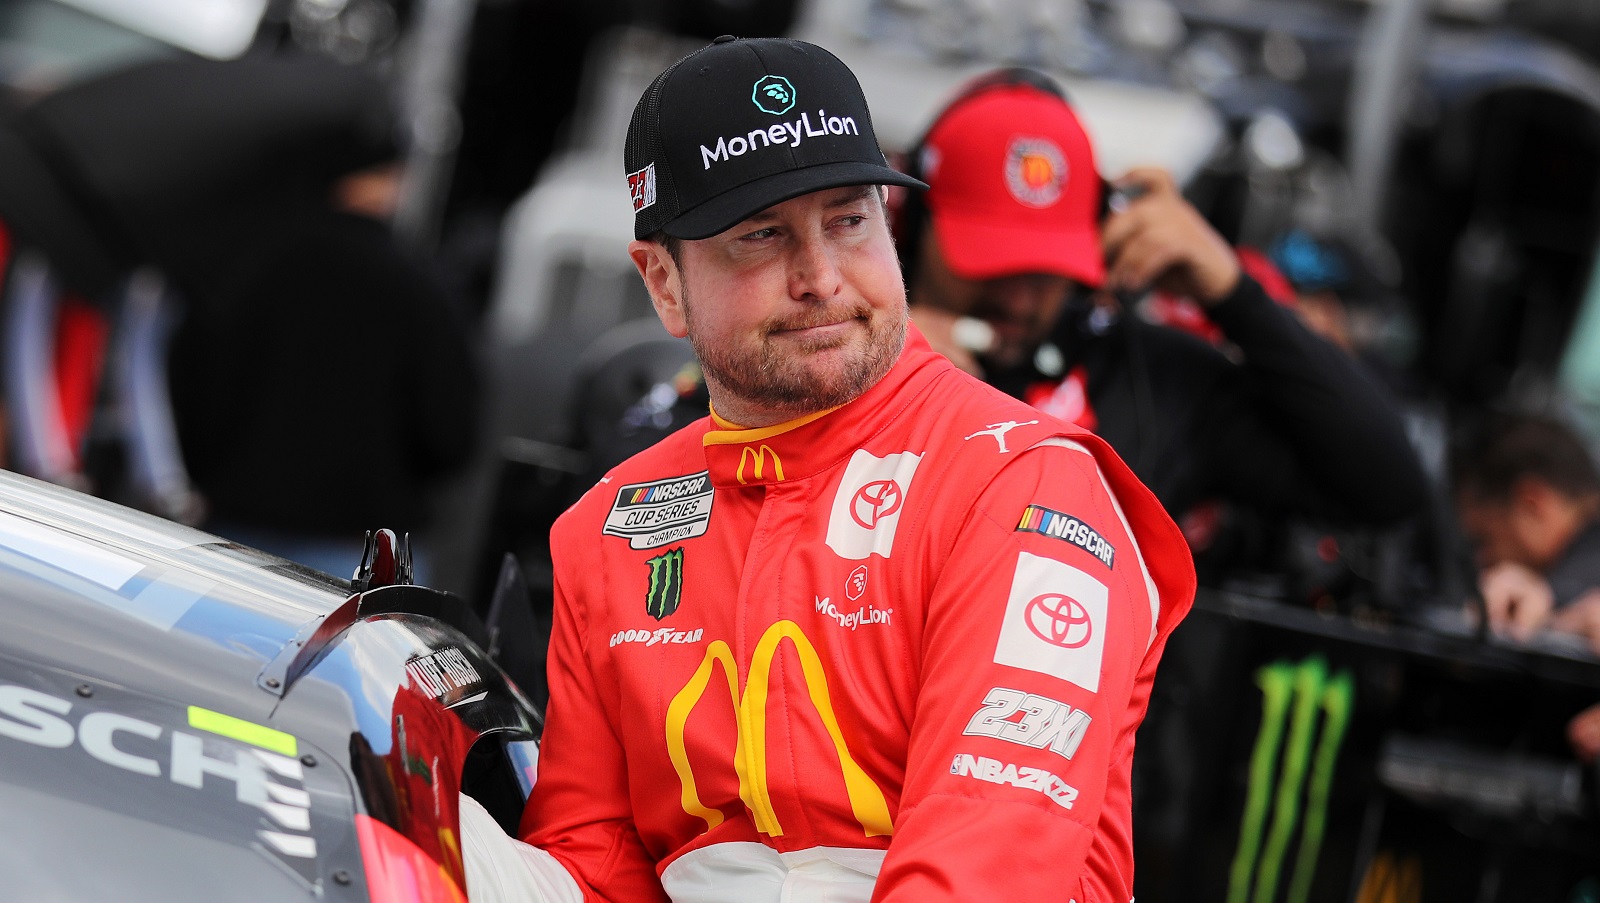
665,620,892,838
736,444,785,485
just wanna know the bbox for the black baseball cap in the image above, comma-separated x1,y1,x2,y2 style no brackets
624,35,926,240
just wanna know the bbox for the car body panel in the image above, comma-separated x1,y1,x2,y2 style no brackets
0,470,542,900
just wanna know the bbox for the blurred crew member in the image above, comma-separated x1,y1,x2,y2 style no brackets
898,70,1425,529
1453,411,1600,650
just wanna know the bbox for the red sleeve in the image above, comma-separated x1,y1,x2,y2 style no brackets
519,523,669,903
873,439,1177,901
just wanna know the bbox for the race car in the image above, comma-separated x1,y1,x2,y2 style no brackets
0,468,542,901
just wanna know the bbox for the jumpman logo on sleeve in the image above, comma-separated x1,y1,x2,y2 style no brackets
963,420,1040,454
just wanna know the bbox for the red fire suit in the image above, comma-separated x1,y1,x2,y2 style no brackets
520,329,1195,902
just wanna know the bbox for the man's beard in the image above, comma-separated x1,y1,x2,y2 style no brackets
686,298,907,418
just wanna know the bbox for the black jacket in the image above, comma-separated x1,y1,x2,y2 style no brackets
595,275,1425,530
986,275,1426,526
168,208,481,534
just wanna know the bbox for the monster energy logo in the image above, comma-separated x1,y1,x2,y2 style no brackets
1228,656,1354,903
645,547,685,620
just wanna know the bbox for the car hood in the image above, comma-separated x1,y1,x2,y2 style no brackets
0,470,350,722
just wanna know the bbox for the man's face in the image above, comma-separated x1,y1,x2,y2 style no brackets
1456,482,1572,572
631,186,908,427
910,226,1076,369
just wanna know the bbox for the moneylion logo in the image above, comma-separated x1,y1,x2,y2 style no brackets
752,75,796,115
736,444,785,485
665,620,891,838
645,547,685,620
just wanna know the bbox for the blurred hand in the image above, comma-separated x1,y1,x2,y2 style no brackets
908,305,986,378
1476,561,1555,641
1100,167,1240,306
1549,588,1600,656
1567,702,1600,763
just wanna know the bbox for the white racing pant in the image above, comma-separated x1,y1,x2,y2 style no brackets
459,793,583,903
459,793,884,903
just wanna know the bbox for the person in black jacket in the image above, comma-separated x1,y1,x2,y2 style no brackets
167,160,481,578
887,68,1431,903
897,69,1425,531
1453,411,1600,650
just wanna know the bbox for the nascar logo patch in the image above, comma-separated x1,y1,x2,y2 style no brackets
1016,505,1115,568
604,471,713,550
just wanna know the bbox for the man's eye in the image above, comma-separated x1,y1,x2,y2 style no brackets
742,227,778,240
837,215,866,228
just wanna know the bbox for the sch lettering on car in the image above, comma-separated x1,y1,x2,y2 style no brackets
0,685,318,861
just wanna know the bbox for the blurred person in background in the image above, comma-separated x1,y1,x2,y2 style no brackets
1453,412,1600,776
892,68,1430,903
897,69,1426,544
1569,701,1600,762
0,54,481,578
166,151,482,578
1266,226,1420,397
1451,412,1600,787
1452,410,1600,652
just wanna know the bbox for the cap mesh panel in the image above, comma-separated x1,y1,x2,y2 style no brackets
626,54,691,239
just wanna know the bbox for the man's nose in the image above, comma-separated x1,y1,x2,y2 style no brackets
788,234,844,301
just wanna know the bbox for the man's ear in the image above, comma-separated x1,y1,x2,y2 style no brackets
629,240,687,338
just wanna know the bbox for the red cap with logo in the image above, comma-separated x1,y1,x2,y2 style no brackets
920,82,1104,287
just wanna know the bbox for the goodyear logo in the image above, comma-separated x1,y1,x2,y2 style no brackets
666,620,891,838
736,445,784,485
646,548,685,620
604,471,713,550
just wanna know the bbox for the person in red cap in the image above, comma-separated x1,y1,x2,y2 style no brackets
895,70,1432,903
898,68,1425,533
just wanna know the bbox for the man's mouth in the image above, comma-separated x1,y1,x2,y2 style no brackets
772,312,863,335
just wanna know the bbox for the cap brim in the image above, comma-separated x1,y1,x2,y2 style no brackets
932,209,1105,288
662,161,927,240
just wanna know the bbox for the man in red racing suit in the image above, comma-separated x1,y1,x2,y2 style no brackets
472,35,1195,903
519,322,1194,901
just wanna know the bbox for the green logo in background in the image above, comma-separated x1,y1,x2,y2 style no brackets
645,547,685,620
752,75,796,115
1228,656,1354,903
